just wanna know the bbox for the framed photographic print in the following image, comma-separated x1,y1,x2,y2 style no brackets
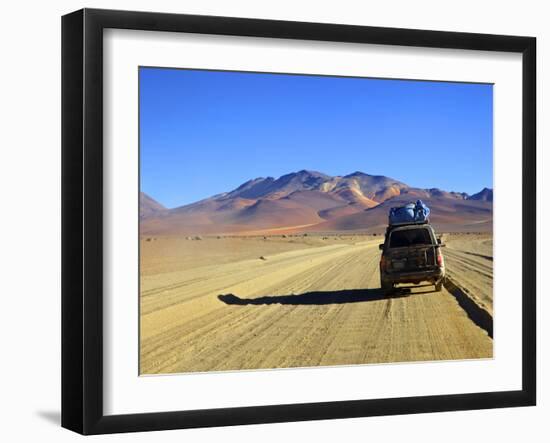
61,8,536,435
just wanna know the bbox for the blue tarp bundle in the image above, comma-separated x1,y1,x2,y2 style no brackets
388,200,430,226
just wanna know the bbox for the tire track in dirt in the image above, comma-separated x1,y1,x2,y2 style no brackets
177,245,377,372
140,239,492,374
141,242,379,372
444,246,493,315
254,248,379,369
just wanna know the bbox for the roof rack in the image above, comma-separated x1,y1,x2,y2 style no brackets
388,219,430,227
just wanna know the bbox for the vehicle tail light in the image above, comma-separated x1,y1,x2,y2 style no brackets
380,256,388,271
436,249,444,267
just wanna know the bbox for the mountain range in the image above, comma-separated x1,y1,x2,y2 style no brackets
140,170,493,235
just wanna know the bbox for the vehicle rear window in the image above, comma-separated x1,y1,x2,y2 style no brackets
389,228,433,248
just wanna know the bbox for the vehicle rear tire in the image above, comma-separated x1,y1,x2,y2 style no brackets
435,279,444,292
381,279,394,294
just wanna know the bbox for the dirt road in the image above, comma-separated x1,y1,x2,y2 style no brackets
444,234,493,315
140,237,492,374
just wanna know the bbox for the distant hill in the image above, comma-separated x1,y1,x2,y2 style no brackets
140,192,167,220
140,171,492,235
468,187,493,202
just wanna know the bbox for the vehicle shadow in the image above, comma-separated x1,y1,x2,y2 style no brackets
218,288,411,306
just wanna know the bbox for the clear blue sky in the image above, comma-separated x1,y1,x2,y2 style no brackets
140,67,493,208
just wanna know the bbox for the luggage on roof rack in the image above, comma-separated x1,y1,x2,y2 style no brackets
388,200,430,226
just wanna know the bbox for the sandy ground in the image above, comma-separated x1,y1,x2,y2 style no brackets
444,233,493,314
140,234,493,374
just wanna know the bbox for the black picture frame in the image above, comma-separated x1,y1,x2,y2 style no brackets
61,8,536,435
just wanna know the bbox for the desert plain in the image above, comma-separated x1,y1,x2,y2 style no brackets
140,232,493,374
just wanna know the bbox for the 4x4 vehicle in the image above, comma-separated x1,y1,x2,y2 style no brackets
379,223,445,293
